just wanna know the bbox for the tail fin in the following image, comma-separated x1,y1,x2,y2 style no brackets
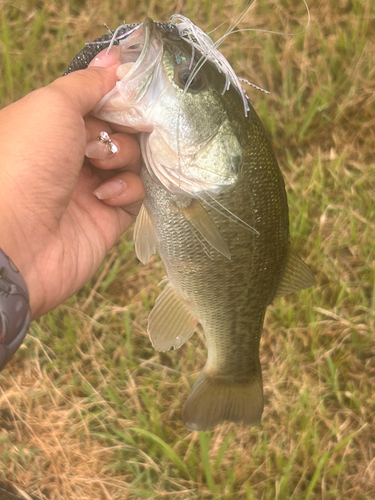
182,367,263,431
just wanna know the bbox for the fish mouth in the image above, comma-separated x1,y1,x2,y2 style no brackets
118,18,155,72
134,18,155,67
92,18,166,127
114,18,162,95
115,18,182,89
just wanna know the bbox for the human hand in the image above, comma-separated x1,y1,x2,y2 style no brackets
0,47,144,319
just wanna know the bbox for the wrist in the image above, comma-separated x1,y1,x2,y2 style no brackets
0,247,31,371
0,221,44,320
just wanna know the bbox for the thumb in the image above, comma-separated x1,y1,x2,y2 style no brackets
49,46,121,117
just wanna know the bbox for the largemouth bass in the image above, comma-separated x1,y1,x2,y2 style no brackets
66,17,315,431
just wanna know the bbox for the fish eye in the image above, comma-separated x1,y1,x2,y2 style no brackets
176,69,204,92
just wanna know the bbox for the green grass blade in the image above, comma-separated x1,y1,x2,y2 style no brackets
199,432,217,493
129,427,190,478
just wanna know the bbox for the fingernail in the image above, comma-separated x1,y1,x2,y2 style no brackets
85,137,119,159
89,46,120,68
94,180,125,200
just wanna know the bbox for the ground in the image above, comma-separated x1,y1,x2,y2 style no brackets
0,0,374,498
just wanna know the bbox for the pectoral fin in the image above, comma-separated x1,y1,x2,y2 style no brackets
274,246,316,299
148,281,198,352
134,204,158,264
182,200,231,260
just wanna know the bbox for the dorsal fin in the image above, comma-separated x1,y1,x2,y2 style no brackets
274,246,316,299
134,204,158,264
182,199,231,260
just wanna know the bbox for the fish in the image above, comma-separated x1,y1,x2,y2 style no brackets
66,17,315,431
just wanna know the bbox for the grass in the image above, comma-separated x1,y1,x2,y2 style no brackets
0,0,374,498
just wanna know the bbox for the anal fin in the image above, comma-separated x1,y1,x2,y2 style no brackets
134,204,158,264
148,281,198,352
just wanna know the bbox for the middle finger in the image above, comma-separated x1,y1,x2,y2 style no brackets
84,115,141,173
